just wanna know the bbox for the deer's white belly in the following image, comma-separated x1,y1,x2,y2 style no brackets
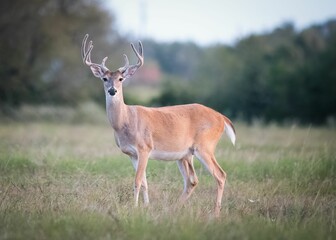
149,149,190,161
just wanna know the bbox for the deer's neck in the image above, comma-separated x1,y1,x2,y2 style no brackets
105,89,129,130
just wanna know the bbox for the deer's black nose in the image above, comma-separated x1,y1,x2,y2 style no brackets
108,87,117,96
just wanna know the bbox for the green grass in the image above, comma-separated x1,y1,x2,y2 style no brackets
0,121,335,239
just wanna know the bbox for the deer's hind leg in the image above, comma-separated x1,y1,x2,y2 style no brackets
177,154,199,204
194,148,226,217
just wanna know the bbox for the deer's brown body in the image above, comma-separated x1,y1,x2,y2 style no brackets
81,34,236,216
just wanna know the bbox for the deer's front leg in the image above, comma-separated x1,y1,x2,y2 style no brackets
130,157,149,205
134,150,149,207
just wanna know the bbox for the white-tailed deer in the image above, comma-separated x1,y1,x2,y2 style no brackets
81,34,236,216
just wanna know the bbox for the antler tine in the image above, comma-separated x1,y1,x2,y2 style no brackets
138,41,143,56
118,54,130,73
102,57,108,68
81,34,94,66
123,54,130,66
83,42,94,66
130,41,144,68
81,34,89,61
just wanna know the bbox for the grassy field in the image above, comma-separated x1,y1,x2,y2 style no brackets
0,117,335,239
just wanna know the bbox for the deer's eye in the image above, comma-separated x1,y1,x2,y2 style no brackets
119,77,124,81
102,77,108,82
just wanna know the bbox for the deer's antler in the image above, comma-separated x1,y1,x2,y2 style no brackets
119,41,144,74
81,34,109,72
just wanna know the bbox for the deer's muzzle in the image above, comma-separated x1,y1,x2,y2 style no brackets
108,87,117,96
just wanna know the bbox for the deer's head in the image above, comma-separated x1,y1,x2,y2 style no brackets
81,34,144,96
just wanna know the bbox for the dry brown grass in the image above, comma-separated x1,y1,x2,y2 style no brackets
0,121,335,239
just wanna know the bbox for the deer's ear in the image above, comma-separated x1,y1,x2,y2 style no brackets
90,65,105,78
122,66,138,79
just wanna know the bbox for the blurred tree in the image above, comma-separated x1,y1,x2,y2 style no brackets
0,0,123,106
150,76,199,106
287,21,336,123
152,20,336,124
1,1,334,125
143,40,203,80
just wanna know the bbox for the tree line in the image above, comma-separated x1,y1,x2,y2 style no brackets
0,0,126,106
150,21,336,124
1,0,335,124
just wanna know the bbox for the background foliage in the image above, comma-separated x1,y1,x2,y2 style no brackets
151,22,336,124
0,0,335,124
0,0,124,106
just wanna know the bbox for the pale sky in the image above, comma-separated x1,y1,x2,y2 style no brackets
107,0,336,45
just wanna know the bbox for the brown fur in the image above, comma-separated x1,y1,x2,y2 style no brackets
82,35,235,217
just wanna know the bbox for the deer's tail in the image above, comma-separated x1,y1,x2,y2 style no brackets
223,116,236,146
